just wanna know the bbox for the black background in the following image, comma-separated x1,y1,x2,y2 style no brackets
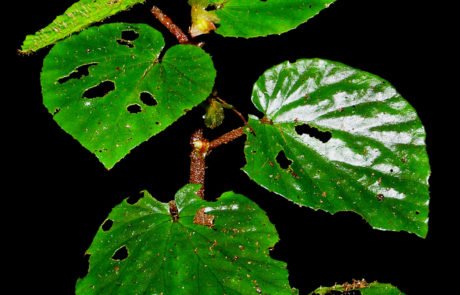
9,0,453,294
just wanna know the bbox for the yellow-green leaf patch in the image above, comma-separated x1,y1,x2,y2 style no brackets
20,0,147,53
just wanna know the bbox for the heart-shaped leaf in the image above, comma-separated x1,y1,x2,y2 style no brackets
310,280,404,295
41,23,216,169
76,184,296,295
243,59,430,237
20,0,146,53
200,0,336,38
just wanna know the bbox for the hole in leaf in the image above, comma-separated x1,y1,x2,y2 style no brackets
276,150,292,169
415,210,420,215
140,92,157,106
77,254,90,278
127,191,143,205
83,81,115,99
121,30,139,41
112,246,128,261
102,219,113,231
295,124,332,143
127,104,142,113
116,30,139,47
58,63,98,84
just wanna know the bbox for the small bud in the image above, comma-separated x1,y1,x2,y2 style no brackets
204,98,225,129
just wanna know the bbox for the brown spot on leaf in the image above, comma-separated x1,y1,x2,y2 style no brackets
260,116,274,125
289,168,300,179
342,279,369,291
193,208,214,227
209,240,217,251
377,194,384,201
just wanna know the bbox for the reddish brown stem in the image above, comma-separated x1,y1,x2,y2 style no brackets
208,127,245,150
189,127,246,199
151,6,190,44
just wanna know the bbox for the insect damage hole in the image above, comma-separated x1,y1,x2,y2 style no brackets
127,104,142,113
102,219,113,231
58,63,98,84
121,30,139,41
112,246,129,261
295,124,332,143
116,30,140,47
77,254,90,278
276,150,292,169
83,81,115,99
140,92,157,106
127,191,144,205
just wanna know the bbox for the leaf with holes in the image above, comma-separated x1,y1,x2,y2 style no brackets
243,59,430,237
76,184,297,295
194,0,336,38
41,23,216,169
310,280,405,295
20,0,147,53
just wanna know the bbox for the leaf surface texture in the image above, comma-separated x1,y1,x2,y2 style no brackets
205,0,336,38
244,59,430,237
76,184,296,295
41,23,216,169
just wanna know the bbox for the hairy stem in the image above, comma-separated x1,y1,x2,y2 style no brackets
190,129,208,198
208,127,245,150
189,127,246,199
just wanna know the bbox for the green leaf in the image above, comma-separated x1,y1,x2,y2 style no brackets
205,0,336,38
76,184,297,295
310,280,405,295
20,0,146,53
243,59,430,237
41,23,216,169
